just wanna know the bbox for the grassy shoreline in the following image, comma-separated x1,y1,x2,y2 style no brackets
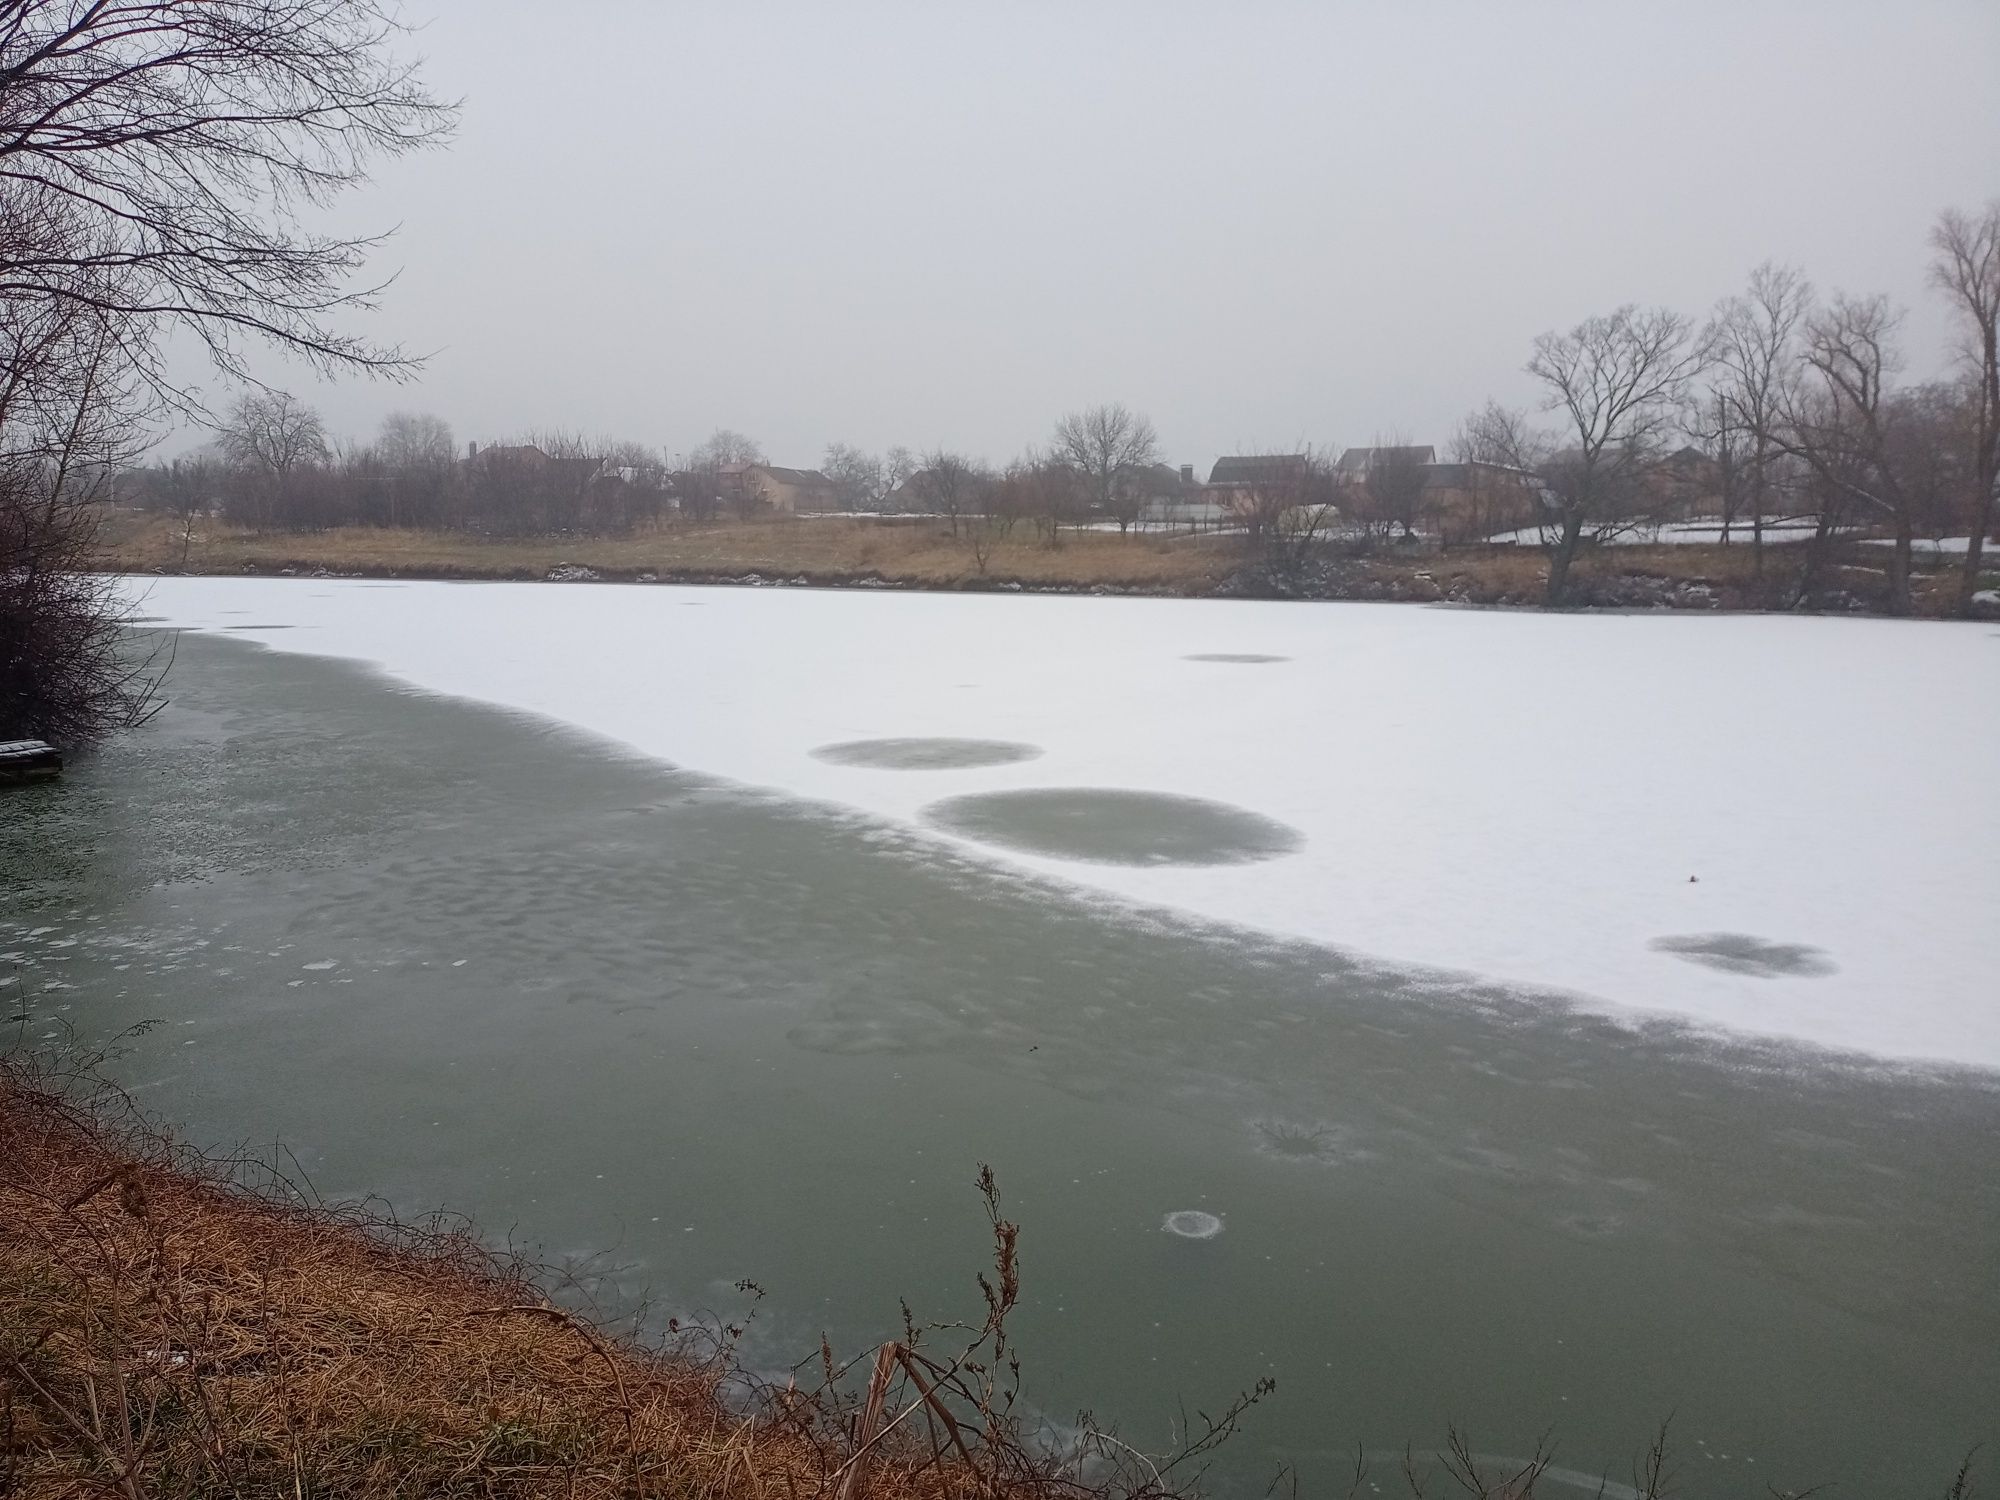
0,1055,1148,1500
90,509,1993,615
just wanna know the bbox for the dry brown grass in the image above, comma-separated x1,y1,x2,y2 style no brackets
93,511,1236,594
92,508,1986,615
1,1056,1222,1500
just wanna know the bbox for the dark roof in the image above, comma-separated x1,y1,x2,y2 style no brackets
1335,445,1436,472
1134,461,1195,495
471,443,549,465
754,465,832,487
1207,454,1308,486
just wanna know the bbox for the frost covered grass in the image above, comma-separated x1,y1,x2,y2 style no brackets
124,576,2000,1067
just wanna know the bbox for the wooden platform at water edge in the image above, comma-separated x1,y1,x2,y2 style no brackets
0,739,62,786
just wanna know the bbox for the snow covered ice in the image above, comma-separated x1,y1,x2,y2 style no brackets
125,576,2000,1068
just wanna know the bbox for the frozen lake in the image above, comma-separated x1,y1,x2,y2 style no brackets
122,576,2000,1066
3,582,1996,1494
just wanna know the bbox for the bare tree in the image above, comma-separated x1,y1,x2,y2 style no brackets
909,448,990,536
1523,305,1706,604
1896,383,1971,547
675,430,764,521
1051,402,1159,533
1219,455,1307,548
672,462,725,524
822,442,885,512
688,429,765,469
1447,408,1543,544
158,451,221,568
988,458,1034,537
378,411,456,471
212,390,329,529
374,411,455,526
1252,450,1340,580
966,509,999,574
1774,293,1921,612
1929,202,2000,610
0,1,455,396
214,391,329,480
585,438,667,533
1356,435,1431,540
528,430,612,530
882,445,918,509
1706,263,1812,571
997,449,1082,545
1684,389,1745,542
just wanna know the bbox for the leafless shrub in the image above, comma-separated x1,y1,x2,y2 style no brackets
0,294,164,746
911,450,993,538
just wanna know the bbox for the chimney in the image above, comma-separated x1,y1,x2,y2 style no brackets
1179,464,1194,486
467,441,478,460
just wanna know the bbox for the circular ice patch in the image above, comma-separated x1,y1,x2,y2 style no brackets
923,788,1302,867
1162,1210,1224,1240
1183,653,1290,664
1649,933,1837,978
812,737,1043,771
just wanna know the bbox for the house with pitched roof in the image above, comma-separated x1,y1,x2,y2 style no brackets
742,464,840,514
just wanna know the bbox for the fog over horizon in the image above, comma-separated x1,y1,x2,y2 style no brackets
170,0,2000,473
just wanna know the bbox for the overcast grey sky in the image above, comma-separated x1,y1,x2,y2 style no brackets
207,0,1999,471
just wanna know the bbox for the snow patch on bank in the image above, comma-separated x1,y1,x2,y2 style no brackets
124,576,2000,1069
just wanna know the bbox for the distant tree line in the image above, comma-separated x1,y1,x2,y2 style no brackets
115,205,2000,621
126,401,1175,551
127,397,676,540
1462,204,1999,611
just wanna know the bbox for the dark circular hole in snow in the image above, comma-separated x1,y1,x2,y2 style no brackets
813,737,1043,771
923,788,1303,867
1183,652,1290,664
1648,932,1837,978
